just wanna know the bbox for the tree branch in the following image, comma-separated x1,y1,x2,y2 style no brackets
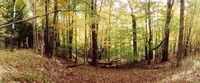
151,39,165,50
0,9,86,29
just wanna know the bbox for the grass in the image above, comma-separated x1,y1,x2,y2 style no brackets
0,49,51,82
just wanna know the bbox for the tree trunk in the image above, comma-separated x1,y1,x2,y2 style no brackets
32,2,37,53
73,0,78,63
39,28,44,56
68,16,73,59
147,0,152,65
84,1,88,64
11,0,16,52
128,0,138,60
177,0,185,67
173,37,177,55
40,6,46,56
51,0,58,57
145,10,148,60
184,0,196,57
162,0,174,62
97,0,103,60
132,15,137,59
155,28,158,63
44,0,50,58
91,0,98,66
107,0,113,62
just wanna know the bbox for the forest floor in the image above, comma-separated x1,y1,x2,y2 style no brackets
0,49,200,82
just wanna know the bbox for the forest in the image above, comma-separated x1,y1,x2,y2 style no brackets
0,0,200,82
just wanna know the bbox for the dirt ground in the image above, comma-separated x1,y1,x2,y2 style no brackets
51,57,200,83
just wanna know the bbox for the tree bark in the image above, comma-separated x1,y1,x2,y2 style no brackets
84,1,88,64
128,0,137,60
68,17,73,59
107,0,113,62
145,9,148,60
11,0,16,52
44,0,50,58
162,0,174,62
147,0,152,65
32,1,37,53
91,0,98,66
177,0,185,67
73,0,78,63
184,0,196,57
132,15,137,58
49,0,58,58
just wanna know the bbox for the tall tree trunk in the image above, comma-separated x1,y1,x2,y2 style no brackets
97,0,103,60
73,0,78,63
145,9,148,60
128,0,137,60
84,0,88,64
84,1,88,63
32,2,37,53
162,0,174,62
132,15,137,59
68,17,73,59
44,0,50,58
147,0,152,65
11,0,16,52
51,0,58,57
39,28,44,56
55,11,60,52
40,6,45,56
184,0,196,57
177,0,185,67
68,1,74,59
32,1,38,53
107,0,113,62
91,0,98,66
155,30,158,63
75,18,78,63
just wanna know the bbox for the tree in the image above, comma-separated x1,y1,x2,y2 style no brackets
31,0,38,53
128,0,137,61
147,0,153,65
11,0,16,52
74,0,78,63
162,0,174,62
184,0,197,57
67,0,76,59
84,0,89,63
177,0,185,67
44,0,50,58
106,0,113,62
51,0,58,57
91,0,98,66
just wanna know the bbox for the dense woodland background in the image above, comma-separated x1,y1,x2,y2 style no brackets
0,0,200,82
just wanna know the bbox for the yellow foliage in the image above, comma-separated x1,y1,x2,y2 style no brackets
0,8,6,14
58,0,68,4
58,23,66,30
2,0,9,6
64,11,75,17
58,0,69,7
